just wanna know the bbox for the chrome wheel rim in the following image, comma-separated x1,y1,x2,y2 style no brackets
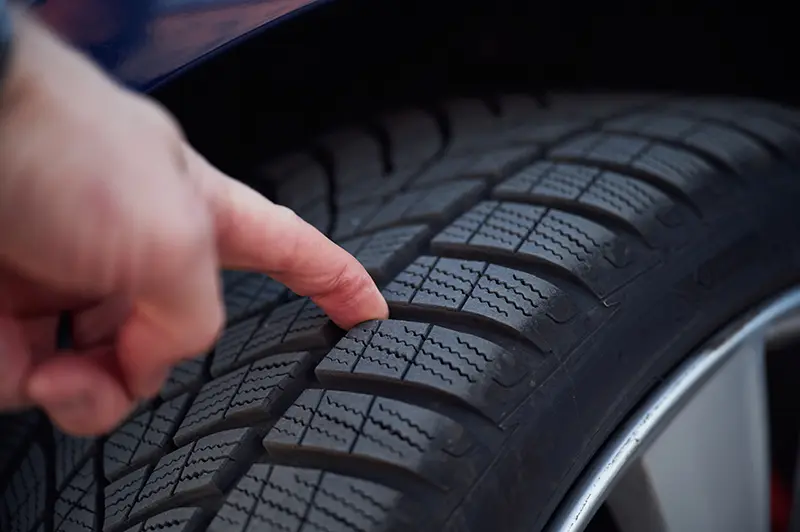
546,287,800,532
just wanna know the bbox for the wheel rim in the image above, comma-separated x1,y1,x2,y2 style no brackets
546,287,800,532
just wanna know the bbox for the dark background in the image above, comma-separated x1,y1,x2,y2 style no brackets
152,1,800,182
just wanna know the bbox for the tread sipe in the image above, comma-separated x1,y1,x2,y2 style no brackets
4,93,800,532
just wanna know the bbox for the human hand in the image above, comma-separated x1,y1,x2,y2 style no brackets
0,10,388,436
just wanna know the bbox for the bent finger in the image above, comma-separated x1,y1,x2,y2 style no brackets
115,171,224,398
26,347,134,436
190,149,388,329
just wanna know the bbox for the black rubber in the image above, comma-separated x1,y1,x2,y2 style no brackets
4,92,800,532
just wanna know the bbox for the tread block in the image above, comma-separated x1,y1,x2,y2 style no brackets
493,162,687,244
296,201,332,234
210,464,413,532
115,430,250,530
410,147,540,188
211,299,337,377
160,355,206,401
105,467,148,532
54,461,97,532
549,133,726,208
342,225,432,283
140,508,204,532
333,201,384,241
222,271,288,325
264,154,329,211
675,97,800,129
212,318,260,378
496,94,543,124
317,320,547,422
259,153,323,184
105,394,191,482
333,180,485,241
319,129,385,195
55,429,96,490
664,101,800,162
602,113,772,174
175,352,313,446
363,180,486,235
383,257,590,356
265,390,484,491
432,200,652,297
492,119,593,147
0,443,46,532
441,98,499,153
335,171,413,207
382,109,444,170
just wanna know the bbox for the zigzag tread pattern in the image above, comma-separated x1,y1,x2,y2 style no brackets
5,93,800,532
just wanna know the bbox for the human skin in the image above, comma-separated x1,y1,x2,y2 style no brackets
0,7,388,436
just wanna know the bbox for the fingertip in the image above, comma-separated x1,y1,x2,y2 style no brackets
27,351,134,436
312,264,389,330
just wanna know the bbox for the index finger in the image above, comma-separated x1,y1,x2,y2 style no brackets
189,149,388,330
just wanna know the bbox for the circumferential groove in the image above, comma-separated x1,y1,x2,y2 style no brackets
544,154,704,218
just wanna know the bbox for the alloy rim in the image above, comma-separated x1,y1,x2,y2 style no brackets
547,287,800,532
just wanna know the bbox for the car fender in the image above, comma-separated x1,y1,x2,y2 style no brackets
30,0,330,91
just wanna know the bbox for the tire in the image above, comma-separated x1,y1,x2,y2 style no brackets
4,92,800,532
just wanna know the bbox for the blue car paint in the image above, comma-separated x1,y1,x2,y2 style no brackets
31,0,327,92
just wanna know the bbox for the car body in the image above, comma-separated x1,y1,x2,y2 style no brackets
31,0,326,90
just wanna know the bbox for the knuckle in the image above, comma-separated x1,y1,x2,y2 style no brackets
149,204,214,275
327,262,374,301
